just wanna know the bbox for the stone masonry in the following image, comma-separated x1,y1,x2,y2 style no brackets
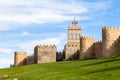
34,45,56,64
14,20,120,67
65,20,81,60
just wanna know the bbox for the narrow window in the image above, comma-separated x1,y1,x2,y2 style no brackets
78,34,80,39
74,34,77,39
70,33,72,39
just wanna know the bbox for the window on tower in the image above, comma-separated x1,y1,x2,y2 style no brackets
74,34,77,39
78,34,80,39
70,33,72,39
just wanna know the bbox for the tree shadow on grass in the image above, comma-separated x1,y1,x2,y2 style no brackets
84,65,120,75
110,54,120,58
82,58,120,67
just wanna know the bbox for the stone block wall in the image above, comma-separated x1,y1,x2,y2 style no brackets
80,36,94,59
26,55,34,65
65,43,80,60
34,45,57,64
93,41,102,58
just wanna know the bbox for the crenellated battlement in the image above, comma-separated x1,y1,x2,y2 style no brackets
94,41,102,45
14,52,27,55
80,36,94,40
102,27,120,31
35,45,56,49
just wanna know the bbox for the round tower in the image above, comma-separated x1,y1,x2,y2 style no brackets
102,27,120,57
80,36,94,59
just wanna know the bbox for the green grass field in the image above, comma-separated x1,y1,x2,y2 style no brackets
1,55,120,80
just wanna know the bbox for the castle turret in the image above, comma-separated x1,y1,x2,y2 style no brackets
102,27,120,57
80,36,94,59
14,52,27,66
65,19,81,60
34,45,57,64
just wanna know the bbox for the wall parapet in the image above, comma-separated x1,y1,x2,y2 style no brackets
35,45,56,49
102,27,120,31
80,36,94,40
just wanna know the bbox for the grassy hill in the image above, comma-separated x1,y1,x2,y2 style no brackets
1,55,120,80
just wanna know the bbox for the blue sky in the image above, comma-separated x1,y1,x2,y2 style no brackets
0,0,120,68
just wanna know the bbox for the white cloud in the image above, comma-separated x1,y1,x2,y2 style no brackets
0,58,13,68
18,33,66,52
0,0,88,24
22,32,30,36
0,48,13,54
0,0,111,30
0,24,10,31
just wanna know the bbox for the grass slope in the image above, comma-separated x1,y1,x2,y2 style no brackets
1,55,120,80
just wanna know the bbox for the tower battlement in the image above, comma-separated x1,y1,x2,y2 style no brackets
102,27,120,31
94,41,102,44
80,36,94,40
14,52,27,55
35,45,56,49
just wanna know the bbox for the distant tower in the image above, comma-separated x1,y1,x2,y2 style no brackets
14,52,27,66
65,18,82,60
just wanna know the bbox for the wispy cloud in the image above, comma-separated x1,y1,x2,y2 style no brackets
0,24,10,31
0,0,111,29
22,32,30,36
0,0,88,25
0,48,13,54
18,33,66,52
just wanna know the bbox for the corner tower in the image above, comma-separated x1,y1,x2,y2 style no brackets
65,19,82,60
14,52,27,66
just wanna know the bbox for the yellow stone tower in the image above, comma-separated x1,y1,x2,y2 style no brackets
65,18,82,60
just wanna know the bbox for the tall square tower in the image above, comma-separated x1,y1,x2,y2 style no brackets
65,19,82,60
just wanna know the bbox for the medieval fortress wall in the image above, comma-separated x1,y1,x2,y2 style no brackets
93,41,102,58
14,20,120,67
